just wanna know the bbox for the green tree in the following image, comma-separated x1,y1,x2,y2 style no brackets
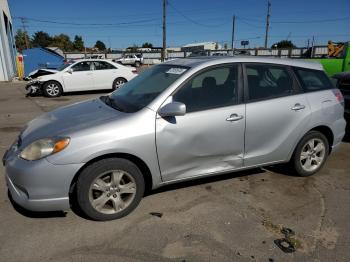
51,34,73,51
94,40,106,51
15,29,31,51
142,42,153,48
31,31,52,47
73,35,84,51
271,40,296,49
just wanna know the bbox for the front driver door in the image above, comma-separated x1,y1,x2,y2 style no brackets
156,64,245,182
62,61,94,91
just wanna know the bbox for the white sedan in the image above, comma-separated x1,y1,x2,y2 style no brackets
26,59,138,97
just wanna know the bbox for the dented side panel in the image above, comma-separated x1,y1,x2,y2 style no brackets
156,105,245,181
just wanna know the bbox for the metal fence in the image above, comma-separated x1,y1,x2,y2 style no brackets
64,45,329,65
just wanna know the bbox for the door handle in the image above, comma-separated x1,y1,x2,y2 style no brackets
291,103,305,111
87,72,93,75
226,114,244,122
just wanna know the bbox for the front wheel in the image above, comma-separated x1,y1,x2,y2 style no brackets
42,81,63,97
112,77,127,90
290,131,329,177
76,158,145,221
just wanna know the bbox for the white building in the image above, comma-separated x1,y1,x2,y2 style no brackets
0,0,16,81
181,42,222,51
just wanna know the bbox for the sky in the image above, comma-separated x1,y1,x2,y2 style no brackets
8,0,350,49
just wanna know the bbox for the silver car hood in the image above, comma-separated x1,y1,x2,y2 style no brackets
20,98,125,147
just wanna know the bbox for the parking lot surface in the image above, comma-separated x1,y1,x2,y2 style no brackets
0,82,350,262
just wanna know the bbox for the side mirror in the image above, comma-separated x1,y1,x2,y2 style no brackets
66,68,73,74
158,102,186,117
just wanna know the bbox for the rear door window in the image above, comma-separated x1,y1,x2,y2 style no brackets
93,61,116,70
72,61,91,72
293,67,334,92
245,64,295,101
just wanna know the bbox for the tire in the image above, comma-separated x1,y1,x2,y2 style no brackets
76,158,145,221
135,61,141,68
290,131,329,177
112,77,127,90
42,81,63,97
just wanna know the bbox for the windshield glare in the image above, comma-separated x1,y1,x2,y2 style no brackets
109,64,188,113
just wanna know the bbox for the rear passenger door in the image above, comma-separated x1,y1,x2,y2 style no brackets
92,61,117,90
243,63,312,166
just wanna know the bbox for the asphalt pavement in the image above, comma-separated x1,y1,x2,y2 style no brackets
0,82,349,262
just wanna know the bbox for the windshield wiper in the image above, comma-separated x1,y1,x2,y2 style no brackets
100,96,125,112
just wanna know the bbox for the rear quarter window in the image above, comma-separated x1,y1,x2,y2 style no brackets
293,67,334,92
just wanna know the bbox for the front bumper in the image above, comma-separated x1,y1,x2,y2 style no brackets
25,81,43,95
4,154,83,212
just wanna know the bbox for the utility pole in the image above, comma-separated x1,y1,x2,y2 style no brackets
231,15,235,51
311,36,315,58
20,17,30,49
161,0,167,62
264,0,271,48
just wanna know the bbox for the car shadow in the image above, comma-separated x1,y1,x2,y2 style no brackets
342,114,350,143
7,165,305,220
63,89,112,97
26,89,112,98
7,191,67,219
147,168,265,196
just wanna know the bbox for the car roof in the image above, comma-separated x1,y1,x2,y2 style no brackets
163,56,324,71
74,58,111,62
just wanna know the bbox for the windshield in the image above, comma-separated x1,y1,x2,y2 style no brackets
109,64,189,113
57,63,71,71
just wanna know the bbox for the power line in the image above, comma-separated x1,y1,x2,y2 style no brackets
237,18,264,28
13,16,159,26
167,0,229,27
271,16,350,24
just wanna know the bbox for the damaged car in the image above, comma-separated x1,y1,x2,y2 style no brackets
24,68,59,81
26,59,137,97
4,57,346,221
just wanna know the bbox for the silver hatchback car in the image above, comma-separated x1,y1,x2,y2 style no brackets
3,57,346,221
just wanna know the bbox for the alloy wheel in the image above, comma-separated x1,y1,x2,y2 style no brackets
89,170,137,214
300,138,326,172
46,83,60,96
114,79,126,89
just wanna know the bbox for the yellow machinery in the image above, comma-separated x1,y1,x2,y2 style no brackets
328,41,344,57
16,54,24,79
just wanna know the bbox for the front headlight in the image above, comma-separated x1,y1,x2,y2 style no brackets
20,137,70,161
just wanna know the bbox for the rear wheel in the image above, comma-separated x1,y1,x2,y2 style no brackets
290,131,329,177
135,61,141,68
76,158,145,221
43,81,63,97
112,77,127,90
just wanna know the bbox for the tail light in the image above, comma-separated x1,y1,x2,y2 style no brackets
132,70,138,74
332,89,344,106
